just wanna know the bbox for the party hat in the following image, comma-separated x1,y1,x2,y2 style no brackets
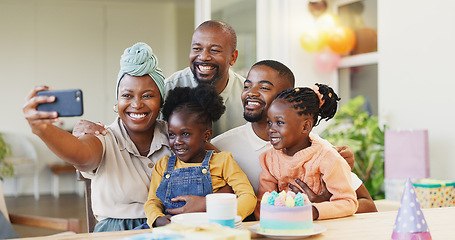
391,178,432,240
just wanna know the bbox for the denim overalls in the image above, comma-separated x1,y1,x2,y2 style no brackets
156,150,214,210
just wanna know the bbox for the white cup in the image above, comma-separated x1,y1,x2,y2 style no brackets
206,193,237,228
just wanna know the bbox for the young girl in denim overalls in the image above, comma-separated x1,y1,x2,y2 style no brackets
143,84,256,228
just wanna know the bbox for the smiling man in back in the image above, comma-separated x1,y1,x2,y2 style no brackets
164,20,246,136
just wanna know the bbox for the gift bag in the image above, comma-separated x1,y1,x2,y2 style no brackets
384,129,430,179
384,130,430,201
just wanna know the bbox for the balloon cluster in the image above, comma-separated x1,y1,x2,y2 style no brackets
300,13,356,72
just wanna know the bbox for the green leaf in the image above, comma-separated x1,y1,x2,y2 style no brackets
0,132,14,181
321,96,385,200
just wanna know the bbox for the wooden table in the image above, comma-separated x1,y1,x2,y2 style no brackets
246,206,455,239
17,207,455,240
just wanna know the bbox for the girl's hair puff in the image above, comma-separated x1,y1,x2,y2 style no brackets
274,83,340,126
162,84,226,127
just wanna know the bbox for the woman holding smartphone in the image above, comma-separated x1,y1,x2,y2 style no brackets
23,42,172,232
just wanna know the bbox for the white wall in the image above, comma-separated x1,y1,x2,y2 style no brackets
257,0,455,180
378,1,455,180
0,0,193,196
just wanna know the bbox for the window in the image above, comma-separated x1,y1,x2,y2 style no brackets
211,0,256,77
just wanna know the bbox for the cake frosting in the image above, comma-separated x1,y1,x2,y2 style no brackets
259,190,313,234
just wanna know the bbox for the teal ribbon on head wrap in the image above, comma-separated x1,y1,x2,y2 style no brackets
116,42,165,101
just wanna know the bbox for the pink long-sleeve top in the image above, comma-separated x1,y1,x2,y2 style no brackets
256,135,358,220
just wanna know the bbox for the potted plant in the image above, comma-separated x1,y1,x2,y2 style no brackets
320,96,385,199
0,132,14,181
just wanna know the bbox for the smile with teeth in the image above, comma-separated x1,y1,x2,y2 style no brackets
247,101,261,106
174,148,187,154
245,98,264,109
270,137,281,144
128,112,148,119
197,65,215,72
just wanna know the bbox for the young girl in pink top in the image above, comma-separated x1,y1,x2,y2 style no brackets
255,84,358,220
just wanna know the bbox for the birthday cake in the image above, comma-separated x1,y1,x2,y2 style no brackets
259,191,313,234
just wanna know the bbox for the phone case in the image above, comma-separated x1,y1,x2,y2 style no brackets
37,89,84,117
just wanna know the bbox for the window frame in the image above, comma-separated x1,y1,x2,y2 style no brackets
331,0,378,108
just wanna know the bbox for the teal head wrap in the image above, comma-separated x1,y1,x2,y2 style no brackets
116,42,165,101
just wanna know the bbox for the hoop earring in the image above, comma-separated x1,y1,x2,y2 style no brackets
113,104,118,113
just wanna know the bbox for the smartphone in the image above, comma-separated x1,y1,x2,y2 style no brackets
37,89,84,117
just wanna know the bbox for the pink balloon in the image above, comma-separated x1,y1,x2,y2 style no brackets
315,49,341,72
